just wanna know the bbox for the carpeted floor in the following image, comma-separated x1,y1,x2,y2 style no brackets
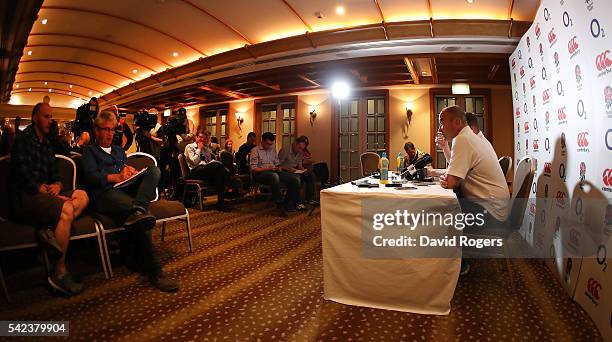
0,202,603,341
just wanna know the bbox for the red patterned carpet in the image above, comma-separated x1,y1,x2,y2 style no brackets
0,202,602,341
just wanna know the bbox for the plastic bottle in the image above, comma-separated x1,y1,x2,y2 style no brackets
379,152,389,184
396,152,404,172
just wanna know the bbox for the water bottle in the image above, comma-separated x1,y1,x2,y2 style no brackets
379,152,389,184
396,152,404,172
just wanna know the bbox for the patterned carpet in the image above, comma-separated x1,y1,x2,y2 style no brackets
0,202,603,341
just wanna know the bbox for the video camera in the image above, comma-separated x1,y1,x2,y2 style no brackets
73,101,98,138
134,110,158,131
163,107,187,136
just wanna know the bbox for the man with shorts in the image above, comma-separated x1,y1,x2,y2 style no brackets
10,102,89,296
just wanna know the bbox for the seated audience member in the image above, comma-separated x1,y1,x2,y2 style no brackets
278,136,317,210
185,129,236,212
437,106,510,275
250,132,300,217
299,135,313,172
224,139,234,155
236,132,256,175
403,142,429,168
72,131,90,154
82,110,178,292
10,102,89,296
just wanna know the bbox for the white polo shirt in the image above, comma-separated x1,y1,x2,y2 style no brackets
447,126,510,221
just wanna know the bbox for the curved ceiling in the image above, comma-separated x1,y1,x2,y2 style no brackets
9,0,539,108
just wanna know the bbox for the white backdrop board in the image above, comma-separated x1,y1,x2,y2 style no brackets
510,0,612,338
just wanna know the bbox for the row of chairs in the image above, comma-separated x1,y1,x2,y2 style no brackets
0,152,193,302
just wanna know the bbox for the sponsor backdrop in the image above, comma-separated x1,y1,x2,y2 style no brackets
510,0,611,338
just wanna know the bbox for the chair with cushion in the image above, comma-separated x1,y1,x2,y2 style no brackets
360,152,380,177
127,152,193,253
498,156,512,179
178,153,210,210
463,155,536,291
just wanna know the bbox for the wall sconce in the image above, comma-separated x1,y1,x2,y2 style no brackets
405,102,414,125
236,112,244,131
308,106,317,126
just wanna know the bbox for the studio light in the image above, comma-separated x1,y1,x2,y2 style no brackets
331,81,350,100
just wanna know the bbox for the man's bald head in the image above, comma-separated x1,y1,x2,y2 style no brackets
438,105,467,141
31,102,53,136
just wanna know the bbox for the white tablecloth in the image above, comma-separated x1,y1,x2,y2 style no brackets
320,177,462,315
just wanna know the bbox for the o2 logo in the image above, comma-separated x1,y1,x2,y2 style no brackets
590,18,606,39
562,11,573,28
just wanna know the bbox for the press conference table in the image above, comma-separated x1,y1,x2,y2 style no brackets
320,175,462,315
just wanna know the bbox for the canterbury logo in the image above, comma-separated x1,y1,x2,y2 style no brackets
533,140,539,150
580,162,586,176
603,169,612,187
556,191,567,206
586,278,601,300
605,86,612,101
577,132,589,147
520,66,525,77
558,107,567,120
568,36,579,54
530,76,536,88
512,58,516,69
515,108,520,117
548,28,556,43
596,50,611,71
542,89,550,102
535,23,541,38
524,122,529,131
544,162,552,174
530,203,537,214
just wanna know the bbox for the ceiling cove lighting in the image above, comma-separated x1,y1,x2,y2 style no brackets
336,6,345,15
41,18,48,24
451,83,470,95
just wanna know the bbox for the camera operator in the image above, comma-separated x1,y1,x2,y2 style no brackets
109,105,134,151
158,108,187,199
73,98,98,141
134,109,162,156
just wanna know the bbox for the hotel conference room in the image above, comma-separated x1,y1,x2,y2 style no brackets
0,0,610,340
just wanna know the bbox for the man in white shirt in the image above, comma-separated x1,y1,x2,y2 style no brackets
185,129,234,211
438,106,510,274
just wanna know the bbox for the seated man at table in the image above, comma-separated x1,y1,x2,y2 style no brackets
403,142,430,168
10,102,89,296
184,129,236,212
278,136,317,210
437,105,509,274
82,110,178,292
250,132,300,217
236,132,256,175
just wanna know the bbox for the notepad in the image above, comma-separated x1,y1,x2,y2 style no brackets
292,169,307,174
113,167,147,188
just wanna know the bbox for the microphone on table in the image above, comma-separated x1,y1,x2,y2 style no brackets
400,154,432,180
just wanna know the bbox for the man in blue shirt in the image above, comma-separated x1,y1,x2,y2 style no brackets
82,110,178,292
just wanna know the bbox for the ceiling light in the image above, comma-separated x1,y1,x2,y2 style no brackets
68,91,72,95
331,81,350,100
421,71,427,75
48,89,52,92
172,52,179,57
69,84,73,88
451,83,470,95
28,88,31,92
466,0,474,3
41,18,48,24
15,84,19,88
336,6,345,15
132,69,138,74
88,91,92,96
44,81,48,85
27,51,32,56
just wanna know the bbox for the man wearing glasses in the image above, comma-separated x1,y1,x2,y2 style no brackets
82,110,178,292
